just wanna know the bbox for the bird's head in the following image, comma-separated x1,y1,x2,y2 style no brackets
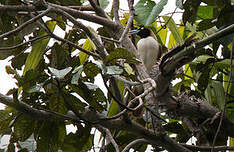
129,27,155,39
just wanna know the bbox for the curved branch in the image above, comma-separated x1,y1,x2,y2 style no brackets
122,138,150,152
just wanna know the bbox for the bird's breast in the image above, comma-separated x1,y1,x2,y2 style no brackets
137,36,160,72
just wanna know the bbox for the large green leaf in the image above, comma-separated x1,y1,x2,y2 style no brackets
13,115,35,142
105,48,139,64
205,81,225,109
99,0,109,9
135,0,168,25
79,38,95,65
23,21,56,75
135,0,156,25
37,121,66,152
146,0,168,25
197,6,214,20
163,16,184,45
48,67,72,79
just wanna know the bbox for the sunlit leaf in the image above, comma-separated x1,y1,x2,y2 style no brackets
106,66,123,75
23,21,56,75
84,82,99,90
48,67,72,79
71,65,83,85
99,0,109,9
162,16,184,45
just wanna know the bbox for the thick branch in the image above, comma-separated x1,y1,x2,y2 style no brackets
161,24,234,75
82,108,191,152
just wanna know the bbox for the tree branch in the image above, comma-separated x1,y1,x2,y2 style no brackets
112,0,121,24
49,6,107,59
47,2,118,29
119,0,134,43
0,93,79,122
161,24,234,75
0,8,51,39
122,138,150,152
0,35,49,51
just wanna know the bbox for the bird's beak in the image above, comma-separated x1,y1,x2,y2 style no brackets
129,29,140,35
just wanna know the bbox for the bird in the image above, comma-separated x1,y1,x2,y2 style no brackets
130,27,162,72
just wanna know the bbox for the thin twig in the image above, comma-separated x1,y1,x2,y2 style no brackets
119,0,135,43
129,78,156,103
100,35,120,43
49,6,107,59
0,8,51,39
211,37,233,151
0,35,49,51
181,143,234,152
112,0,120,24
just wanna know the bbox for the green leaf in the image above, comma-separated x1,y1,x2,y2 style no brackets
105,48,139,64
13,115,34,142
23,21,56,75
135,0,156,25
37,122,66,152
106,66,123,75
48,67,72,79
205,81,225,109
0,110,11,121
99,0,109,9
197,6,214,20
26,82,44,93
197,19,215,31
79,38,95,65
157,26,168,45
83,62,100,79
62,127,93,151
84,82,99,90
71,65,83,85
145,0,168,25
176,0,183,9
162,16,184,45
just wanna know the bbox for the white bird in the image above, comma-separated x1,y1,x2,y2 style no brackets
131,27,161,72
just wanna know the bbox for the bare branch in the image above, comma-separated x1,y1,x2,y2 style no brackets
112,0,120,24
49,6,107,59
88,0,107,18
119,0,134,43
0,35,49,51
0,4,35,11
48,2,118,29
0,93,79,122
0,8,51,39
